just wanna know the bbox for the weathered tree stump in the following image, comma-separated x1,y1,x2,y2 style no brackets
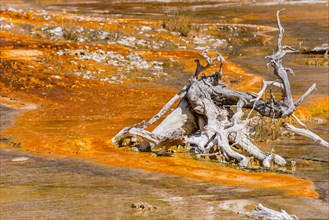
112,10,328,168
242,203,298,220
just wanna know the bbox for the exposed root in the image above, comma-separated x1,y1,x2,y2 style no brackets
112,10,328,168
242,203,299,220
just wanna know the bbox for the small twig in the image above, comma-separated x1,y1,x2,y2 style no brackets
216,52,225,80
276,9,285,52
292,113,308,129
294,83,316,106
195,48,225,79
285,67,295,76
247,81,283,119
200,46,212,64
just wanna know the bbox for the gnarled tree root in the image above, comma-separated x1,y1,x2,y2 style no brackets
112,10,328,168
242,204,299,220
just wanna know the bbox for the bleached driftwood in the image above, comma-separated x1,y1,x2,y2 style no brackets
112,10,328,168
243,204,298,220
283,123,329,148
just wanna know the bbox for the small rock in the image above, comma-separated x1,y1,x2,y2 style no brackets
140,26,152,31
131,202,157,211
96,49,105,55
8,8,22,13
56,50,64,56
118,36,136,47
144,33,152,38
194,46,208,50
193,37,207,44
213,39,224,47
11,157,29,162
49,27,63,37
170,31,181,37
1,24,13,30
314,118,323,124
291,160,297,173
52,75,61,79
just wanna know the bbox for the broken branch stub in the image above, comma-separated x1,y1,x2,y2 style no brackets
112,10,328,168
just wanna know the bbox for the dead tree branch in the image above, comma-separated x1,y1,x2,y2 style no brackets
112,10,328,168
242,204,299,220
283,123,329,148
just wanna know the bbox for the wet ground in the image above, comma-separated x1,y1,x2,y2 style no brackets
1,0,328,219
1,139,329,220
0,147,258,220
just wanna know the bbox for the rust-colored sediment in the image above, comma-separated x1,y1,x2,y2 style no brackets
89,150,318,198
1,9,326,199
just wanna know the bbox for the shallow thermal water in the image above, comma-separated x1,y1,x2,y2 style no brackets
1,139,328,220
0,0,328,219
4,0,328,93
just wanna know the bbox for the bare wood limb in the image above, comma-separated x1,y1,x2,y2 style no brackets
294,83,316,106
152,98,197,137
217,130,249,167
194,47,213,78
194,47,226,81
243,203,298,220
142,85,189,129
200,46,213,64
112,126,131,145
247,80,283,119
276,9,285,52
128,127,163,145
264,10,299,117
111,118,150,145
112,86,189,145
283,123,329,148
292,113,308,129
228,133,286,167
